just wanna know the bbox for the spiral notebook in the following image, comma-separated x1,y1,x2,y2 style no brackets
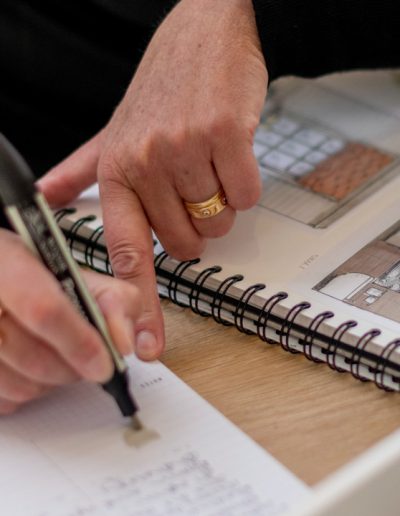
57,71,400,392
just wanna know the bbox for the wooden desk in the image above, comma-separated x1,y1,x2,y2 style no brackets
160,299,400,486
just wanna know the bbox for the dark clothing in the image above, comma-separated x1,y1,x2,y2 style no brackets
252,0,400,81
0,1,174,175
1,0,400,176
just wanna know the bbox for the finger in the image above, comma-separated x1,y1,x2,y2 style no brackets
173,156,236,239
0,361,48,404
111,141,207,260
0,311,78,385
99,177,165,361
83,270,143,356
37,131,103,207
134,173,207,260
0,231,113,382
0,397,19,415
212,122,262,210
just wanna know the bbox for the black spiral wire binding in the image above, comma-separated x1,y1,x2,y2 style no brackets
154,250,169,272
326,320,357,373
255,291,288,343
66,215,96,248
188,266,222,317
154,251,172,300
168,258,201,307
211,274,244,326
302,311,334,363
84,225,107,273
349,329,381,382
56,212,400,391
374,339,400,391
234,283,266,334
279,301,311,353
55,207,76,223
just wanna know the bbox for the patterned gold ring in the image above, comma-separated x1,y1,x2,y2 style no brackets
184,188,227,219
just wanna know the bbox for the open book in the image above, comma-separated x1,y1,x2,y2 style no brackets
57,71,400,391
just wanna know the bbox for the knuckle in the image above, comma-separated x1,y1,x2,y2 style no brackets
101,140,154,187
99,151,128,183
209,113,238,140
243,114,260,139
166,128,187,156
110,243,150,281
29,299,64,333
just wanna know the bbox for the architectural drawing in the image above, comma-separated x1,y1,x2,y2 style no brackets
314,223,400,322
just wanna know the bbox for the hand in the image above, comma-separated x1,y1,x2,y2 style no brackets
39,0,268,360
0,229,142,415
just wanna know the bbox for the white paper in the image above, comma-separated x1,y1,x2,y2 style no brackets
0,356,309,516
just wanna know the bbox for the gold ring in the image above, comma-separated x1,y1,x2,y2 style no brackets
184,188,227,219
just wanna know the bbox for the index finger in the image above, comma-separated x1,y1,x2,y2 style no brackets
99,176,165,361
0,231,113,382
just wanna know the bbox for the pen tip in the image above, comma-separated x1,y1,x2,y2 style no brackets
131,413,143,432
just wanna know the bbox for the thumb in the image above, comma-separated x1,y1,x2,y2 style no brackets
37,131,103,207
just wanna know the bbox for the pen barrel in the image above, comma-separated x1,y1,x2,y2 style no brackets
102,369,138,417
0,133,137,417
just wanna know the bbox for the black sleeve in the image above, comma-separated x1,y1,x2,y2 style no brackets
0,211,10,230
252,0,400,81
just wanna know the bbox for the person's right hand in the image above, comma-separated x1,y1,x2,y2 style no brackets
39,0,268,362
0,228,142,415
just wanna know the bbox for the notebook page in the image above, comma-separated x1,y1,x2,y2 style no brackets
0,356,309,516
57,72,400,384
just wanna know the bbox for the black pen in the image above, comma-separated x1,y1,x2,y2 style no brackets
0,133,142,430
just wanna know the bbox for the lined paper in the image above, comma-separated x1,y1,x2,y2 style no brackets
0,356,309,515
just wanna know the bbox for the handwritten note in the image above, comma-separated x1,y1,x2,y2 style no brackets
0,357,309,515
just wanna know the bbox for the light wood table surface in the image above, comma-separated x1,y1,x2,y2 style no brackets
160,299,400,486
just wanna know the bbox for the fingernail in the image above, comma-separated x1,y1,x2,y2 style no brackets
135,331,160,360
